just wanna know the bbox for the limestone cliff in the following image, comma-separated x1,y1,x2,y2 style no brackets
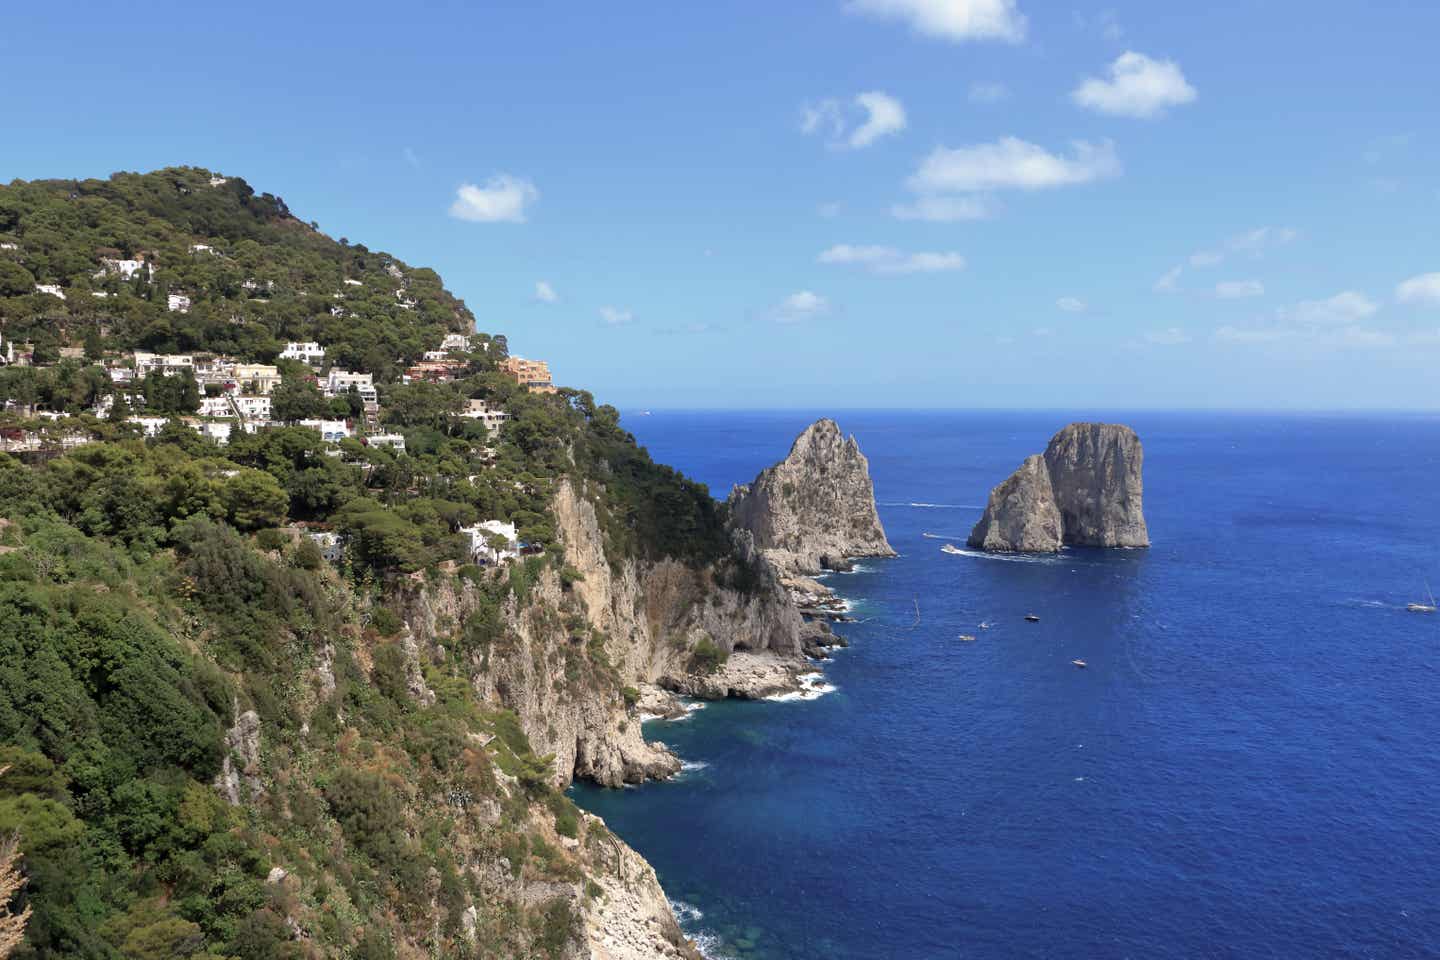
727,418,896,575
968,422,1149,552
1044,422,1149,548
966,454,1064,552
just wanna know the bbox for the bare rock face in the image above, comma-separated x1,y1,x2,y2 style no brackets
1044,423,1149,547
968,423,1148,552
966,454,1064,552
727,419,895,576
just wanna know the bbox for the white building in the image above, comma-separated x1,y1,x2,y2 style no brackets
460,520,520,564
367,433,406,453
297,419,352,443
134,352,196,377
460,399,510,435
324,370,377,402
232,363,281,394
167,293,191,312
231,395,271,419
0,242,17,251
34,284,65,300
96,258,151,280
306,531,344,562
343,278,362,287
0,334,12,366
188,420,234,444
198,396,235,418
209,175,228,187
280,341,326,365
421,350,449,362
440,333,473,352
190,244,215,254
126,416,170,438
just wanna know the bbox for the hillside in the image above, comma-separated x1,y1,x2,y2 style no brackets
0,169,796,960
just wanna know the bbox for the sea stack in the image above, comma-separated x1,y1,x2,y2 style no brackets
728,418,895,576
968,423,1149,552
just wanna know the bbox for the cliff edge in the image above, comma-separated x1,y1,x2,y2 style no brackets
727,418,896,576
968,422,1149,552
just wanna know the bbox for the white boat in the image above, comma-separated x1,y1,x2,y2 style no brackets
958,634,976,642
1408,580,1438,614
1071,659,1088,668
940,543,964,555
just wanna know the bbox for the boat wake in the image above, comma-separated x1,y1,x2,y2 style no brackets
922,532,969,540
940,547,1066,565
881,501,982,510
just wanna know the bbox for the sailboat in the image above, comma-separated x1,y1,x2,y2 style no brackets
1408,580,1437,614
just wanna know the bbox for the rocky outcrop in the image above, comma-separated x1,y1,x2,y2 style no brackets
966,454,1064,552
968,423,1149,552
727,418,895,576
1044,422,1149,547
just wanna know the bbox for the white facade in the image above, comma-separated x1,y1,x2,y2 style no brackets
127,416,170,438
188,420,234,444
0,335,12,366
167,293,191,312
280,341,326,364
325,370,377,402
190,244,215,254
34,284,65,300
197,396,234,418
233,364,281,394
461,520,520,564
461,399,510,435
298,419,352,442
134,352,196,377
367,433,406,453
440,333,473,352
232,395,272,420
97,258,151,279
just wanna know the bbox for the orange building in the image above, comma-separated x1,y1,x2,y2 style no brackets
497,356,557,394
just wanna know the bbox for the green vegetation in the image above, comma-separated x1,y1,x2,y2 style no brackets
0,167,758,959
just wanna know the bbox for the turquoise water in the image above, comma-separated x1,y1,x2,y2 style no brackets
571,411,1440,960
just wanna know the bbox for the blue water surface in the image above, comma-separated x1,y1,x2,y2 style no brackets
570,411,1440,960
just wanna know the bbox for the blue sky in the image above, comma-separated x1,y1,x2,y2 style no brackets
4,1,1438,409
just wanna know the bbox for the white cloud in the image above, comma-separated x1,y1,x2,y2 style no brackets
968,81,1009,104
1189,250,1223,267
818,201,843,218
534,280,558,303
1153,265,1183,294
1228,226,1298,257
1145,327,1192,345
802,92,907,149
845,0,1027,43
1215,280,1264,300
818,244,966,274
1032,326,1056,337
891,195,992,222
1289,290,1377,326
1072,52,1197,119
1396,272,1440,306
599,306,634,326
775,290,830,323
908,137,1120,193
1056,296,1086,313
850,91,907,148
449,175,538,223
1215,325,1290,344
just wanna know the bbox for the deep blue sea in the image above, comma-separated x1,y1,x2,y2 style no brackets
571,411,1440,960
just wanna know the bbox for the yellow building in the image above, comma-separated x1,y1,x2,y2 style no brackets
232,363,282,394
497,357,557,394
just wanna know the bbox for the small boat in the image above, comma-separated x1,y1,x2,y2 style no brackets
1024,614,1040,623
1071,659,1087,668
940,544,964,555
958,634,976,642
1408,580,1437,613
979,621,993,630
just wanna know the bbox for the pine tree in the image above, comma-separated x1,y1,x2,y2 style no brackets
0,768,30,958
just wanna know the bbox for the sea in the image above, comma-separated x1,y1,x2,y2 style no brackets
569,410,1440,960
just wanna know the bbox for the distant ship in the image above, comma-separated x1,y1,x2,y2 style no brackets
940,543,964,555
1408,581,1437,614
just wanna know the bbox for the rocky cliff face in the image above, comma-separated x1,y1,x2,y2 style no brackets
727,418,895,575
1044,422,1149,548
966,454,1064,552
968,422,1149,552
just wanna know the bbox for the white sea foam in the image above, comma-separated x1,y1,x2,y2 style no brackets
940,547,1065,565
881,501,981,509
921,532,969,540
679,759,710,774
670,899,704,923
765,671,837,702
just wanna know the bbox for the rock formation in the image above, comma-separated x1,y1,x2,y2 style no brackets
966,454,1064,552
727,418,896,575
968,423,1149,552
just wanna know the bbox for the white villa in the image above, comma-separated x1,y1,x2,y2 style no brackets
297,419,352,442
461,520,520,564
325,370,377,402
461,399,510,435
167,293,192,312
232,395,272,420
198,396,234,418
96,258,152,280
134,352,196,377
0,334,13,366
441,333,473,352
34,284,65,300
367,433,406,453
233,363,281,394
280,341,326,365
